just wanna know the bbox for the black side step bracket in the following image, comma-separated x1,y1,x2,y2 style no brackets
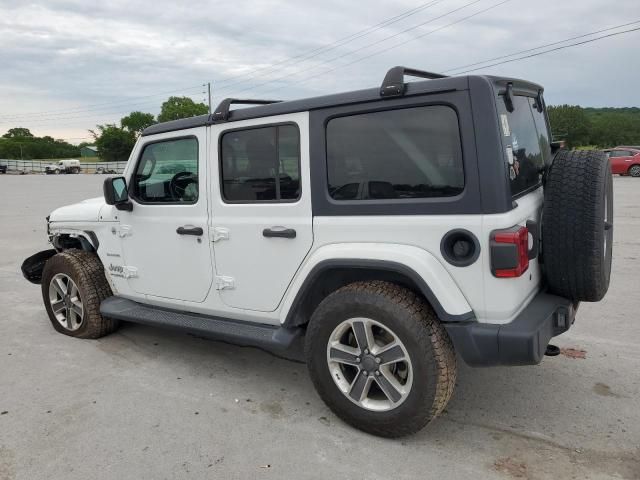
100,296,302,353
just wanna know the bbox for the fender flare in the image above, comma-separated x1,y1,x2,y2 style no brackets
281,244,476,326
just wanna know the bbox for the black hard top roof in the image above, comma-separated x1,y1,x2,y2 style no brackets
142,67,542,137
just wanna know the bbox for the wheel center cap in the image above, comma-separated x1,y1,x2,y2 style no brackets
64,296,71,307
361,354,377,372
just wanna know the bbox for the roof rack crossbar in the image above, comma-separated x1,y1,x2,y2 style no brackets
379,66,448,98
212,98,282,122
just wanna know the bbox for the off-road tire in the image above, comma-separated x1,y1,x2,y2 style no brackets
305,281,456,437
542,149,613,302
628,165,640,177
41,249,119,338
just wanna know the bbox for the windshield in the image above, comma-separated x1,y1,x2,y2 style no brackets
497,95,551,197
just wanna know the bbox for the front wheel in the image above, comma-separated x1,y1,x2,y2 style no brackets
305,281,456,437
41,249,119,338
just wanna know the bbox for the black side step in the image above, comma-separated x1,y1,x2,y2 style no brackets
100,296,302,352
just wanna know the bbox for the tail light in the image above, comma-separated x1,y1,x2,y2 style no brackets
490,226,529,278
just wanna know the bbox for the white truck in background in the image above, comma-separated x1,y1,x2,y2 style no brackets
45,159,81,174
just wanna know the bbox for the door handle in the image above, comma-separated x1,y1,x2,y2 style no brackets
176,226,203,236
263,227,296,239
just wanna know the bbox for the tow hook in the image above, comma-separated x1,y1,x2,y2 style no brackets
545,344,560,356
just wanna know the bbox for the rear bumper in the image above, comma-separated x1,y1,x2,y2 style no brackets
444,292,578,366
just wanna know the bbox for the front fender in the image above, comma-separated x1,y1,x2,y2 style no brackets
279,243,473,324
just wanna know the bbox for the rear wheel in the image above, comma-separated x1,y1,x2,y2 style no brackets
628,165,640,177
41,249,119,338
305,281,456,437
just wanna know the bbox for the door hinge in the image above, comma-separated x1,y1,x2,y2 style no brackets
210,226,229,242
215,275,235,290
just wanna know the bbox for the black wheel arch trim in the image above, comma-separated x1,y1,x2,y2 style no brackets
21,249,57,284
283,259,476,327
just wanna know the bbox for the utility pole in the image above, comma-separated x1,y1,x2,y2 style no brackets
207,82,212,115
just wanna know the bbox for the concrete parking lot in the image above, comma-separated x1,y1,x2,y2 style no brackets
1,174,638,480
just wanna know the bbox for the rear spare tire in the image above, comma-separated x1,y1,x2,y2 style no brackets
542,150,613,302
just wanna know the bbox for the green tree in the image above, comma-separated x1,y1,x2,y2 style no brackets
90,125,135,162
121,111,155,135
157,96,208,123
0,131,80,159
547,105,592,149
2,127,34,138
587,108,640,148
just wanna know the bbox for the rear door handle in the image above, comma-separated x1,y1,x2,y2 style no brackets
263,227,296,239
176,226,203,236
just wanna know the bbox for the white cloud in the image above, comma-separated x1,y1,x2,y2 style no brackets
0,0,638,140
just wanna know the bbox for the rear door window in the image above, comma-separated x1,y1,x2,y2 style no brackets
498,96,551,197
326,105,464,200
220,124,301,202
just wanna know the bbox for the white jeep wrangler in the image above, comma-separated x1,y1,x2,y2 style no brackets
22,67,613,437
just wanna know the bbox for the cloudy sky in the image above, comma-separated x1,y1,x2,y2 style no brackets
0,0,638,142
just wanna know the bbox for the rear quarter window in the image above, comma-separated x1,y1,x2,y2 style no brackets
326,105,464,200
498,96,551,197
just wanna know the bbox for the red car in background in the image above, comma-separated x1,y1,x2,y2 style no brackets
604,147,640,177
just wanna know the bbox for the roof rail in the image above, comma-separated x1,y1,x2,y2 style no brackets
379,66,447,98
212,98,282,122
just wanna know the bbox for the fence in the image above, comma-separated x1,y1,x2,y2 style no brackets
1,159,127,174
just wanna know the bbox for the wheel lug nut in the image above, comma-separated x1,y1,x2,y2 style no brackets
375,357,381,364
375,371,380,376
355,357,360,363
364,349,369,355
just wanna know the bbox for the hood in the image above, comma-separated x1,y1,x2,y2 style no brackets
49,197,107,223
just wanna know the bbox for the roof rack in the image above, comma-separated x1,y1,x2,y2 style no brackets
379,66,447,98
212,98,282,122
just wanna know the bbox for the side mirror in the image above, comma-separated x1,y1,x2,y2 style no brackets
104,176,133,211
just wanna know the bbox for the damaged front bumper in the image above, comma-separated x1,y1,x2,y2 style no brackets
21,249,57,284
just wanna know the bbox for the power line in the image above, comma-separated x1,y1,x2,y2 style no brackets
0,1,447,121
213,0,488,98
253,0,511,97
0,84,205,121
0,92,206,127
210,0,448,90
8,14,639,135
444,19,640,73
450,25,640,74
0,0,508,131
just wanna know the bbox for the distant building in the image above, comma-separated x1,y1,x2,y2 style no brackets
80,145,98,157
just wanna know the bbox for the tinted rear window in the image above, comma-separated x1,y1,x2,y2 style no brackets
326,105,464,200
498,96,551,197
